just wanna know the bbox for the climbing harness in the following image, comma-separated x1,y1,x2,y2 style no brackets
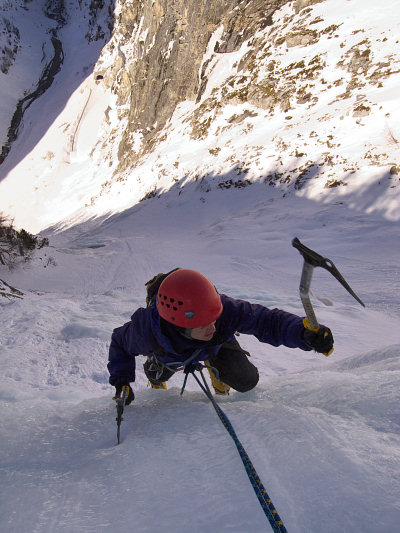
181,362,288,533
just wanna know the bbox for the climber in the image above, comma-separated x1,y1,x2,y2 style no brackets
107,268,333,403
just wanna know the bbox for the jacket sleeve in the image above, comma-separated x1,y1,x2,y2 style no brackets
219,294,312,351
107,308,155,387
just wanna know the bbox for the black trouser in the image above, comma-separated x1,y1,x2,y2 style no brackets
144,337,259,393
208,337,259,392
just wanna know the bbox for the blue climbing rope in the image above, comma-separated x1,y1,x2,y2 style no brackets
186,365,288,533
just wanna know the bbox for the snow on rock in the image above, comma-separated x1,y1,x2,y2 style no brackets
0,0,399,232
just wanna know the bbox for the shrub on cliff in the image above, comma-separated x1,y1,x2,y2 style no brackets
0,214,48,269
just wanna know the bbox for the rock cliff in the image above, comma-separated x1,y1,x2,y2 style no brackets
94,0,399,181
95,0,289,170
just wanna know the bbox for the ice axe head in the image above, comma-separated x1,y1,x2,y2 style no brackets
292,238,365,307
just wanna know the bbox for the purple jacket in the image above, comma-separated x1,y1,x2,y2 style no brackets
107,294,311,386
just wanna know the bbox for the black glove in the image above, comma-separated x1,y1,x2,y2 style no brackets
115,384,135,405
304,324,334,354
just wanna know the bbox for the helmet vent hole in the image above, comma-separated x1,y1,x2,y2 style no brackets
170,298,175,303
166,304,171,308
178,301,183,306
173,306,177,311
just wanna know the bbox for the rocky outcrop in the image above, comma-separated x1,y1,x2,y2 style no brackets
0,279,23,300
95,0,288,171
44,0,67,26
0,16,21,74
293,0,324,13
86,0,115,42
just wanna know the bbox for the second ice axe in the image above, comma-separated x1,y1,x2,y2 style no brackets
292,237,365,356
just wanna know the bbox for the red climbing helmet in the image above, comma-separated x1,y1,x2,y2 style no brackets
156,269,223,328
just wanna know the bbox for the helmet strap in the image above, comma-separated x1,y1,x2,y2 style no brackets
180,328,193,340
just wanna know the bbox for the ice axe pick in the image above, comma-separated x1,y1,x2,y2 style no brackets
292,237,365,356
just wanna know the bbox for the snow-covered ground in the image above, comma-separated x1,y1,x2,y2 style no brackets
1,0,400,531
1,184,399,532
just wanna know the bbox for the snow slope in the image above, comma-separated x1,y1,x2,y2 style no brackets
1,184,399,532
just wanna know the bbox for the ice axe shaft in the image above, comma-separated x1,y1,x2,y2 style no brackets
114,385,129,445
292,237,365,355
299,260,319,330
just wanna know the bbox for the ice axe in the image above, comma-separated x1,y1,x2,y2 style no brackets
292,237,365,356
114,385,129,445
